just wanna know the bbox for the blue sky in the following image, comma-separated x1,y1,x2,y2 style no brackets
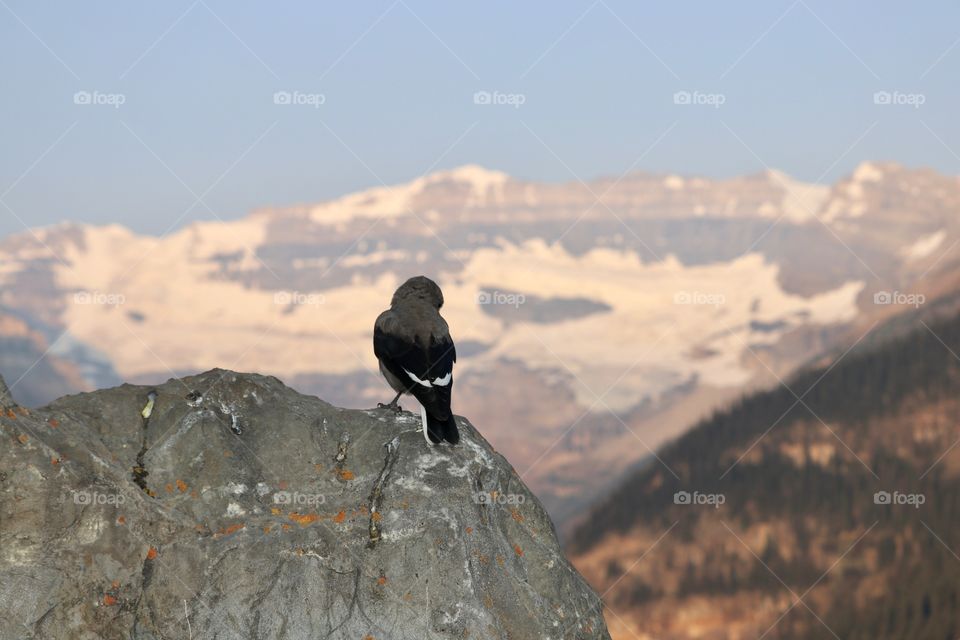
1,0,958,236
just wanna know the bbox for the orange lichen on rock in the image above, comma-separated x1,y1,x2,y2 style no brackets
371,511,382,522
270,507,281,516
337,469,355,481
165,483,174,493
116,516,126,525
288,512,318,526
146,547,158,560
6,409,17,419
175,479,187,493
214,523,245,538
281,523,291,531
377,576,388,586
17,434,28,444
510,508,524,523
102,594,118,606
466,526,473,534
333,510,346,523
48,418,59,428
513,545,523,557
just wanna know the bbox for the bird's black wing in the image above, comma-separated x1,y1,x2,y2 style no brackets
415,334,457,443
374,315,455,391
427,333,457,381
374,329,426,391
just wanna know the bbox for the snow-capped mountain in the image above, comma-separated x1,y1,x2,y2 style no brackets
2,161,957,525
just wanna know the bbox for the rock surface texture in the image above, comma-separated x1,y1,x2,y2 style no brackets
0,369,610,639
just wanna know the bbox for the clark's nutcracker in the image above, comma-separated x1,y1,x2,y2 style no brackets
373,276,459,445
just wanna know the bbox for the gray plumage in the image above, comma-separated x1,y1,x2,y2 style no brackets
373,276,458,445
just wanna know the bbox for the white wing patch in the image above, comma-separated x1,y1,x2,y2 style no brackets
404,369,452,387
404,368,432,387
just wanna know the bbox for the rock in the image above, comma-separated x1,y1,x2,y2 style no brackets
0,373,17,411
0,369,610,639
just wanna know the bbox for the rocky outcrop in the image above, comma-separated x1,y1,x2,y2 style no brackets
0,369,610,639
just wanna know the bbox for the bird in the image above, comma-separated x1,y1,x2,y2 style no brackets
373,276,459,445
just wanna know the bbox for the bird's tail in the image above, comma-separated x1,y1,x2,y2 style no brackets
419,405,459,445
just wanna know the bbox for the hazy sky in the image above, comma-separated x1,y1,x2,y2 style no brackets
1,1,958,236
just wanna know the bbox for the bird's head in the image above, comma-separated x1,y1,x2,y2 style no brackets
392,275,444,309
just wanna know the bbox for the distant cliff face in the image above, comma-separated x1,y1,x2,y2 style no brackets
0,369,609,640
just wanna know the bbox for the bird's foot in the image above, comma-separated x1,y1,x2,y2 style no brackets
377,401,403,414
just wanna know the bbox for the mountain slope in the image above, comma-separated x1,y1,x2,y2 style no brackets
1,161,957,529
0,309,90,406
569,306,960,639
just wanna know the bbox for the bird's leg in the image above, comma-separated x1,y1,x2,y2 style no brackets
377,390,403,413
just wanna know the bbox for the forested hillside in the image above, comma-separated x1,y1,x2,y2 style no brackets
571,309,960,639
